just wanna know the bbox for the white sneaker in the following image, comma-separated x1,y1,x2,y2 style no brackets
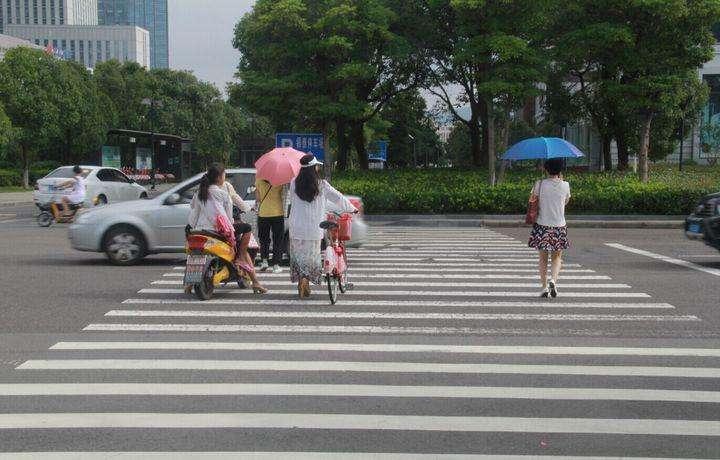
259,260,269,272
272,265,282,273
540,288,549,298
548,279,558,298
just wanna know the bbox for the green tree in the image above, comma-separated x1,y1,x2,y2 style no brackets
0,48,61,188
375,91,441,167
420,0,549,183
232,0,424,171
52,61,113,165
621,0,719,181
0,103,13,149
548,2,633,171
94,60,153,131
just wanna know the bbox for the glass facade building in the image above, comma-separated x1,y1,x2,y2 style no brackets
97,0,167,68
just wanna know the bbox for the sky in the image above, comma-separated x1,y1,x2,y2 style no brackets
168,0,255,93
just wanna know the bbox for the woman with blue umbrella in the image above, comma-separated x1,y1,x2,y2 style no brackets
502,137,583,298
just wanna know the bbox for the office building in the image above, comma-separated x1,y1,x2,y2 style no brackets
0,0,98,34
97,0,167,68
0,32,41,59
5,23,149,68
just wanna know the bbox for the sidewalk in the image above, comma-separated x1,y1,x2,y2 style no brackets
0,191,33,207
365,214,685,229
0,183,176,207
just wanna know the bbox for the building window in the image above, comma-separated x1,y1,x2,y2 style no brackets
0,0,3,33
49,0,54,24
34,39,40,45
69,40,75,60
32,0,37,23
114,40,119,60
57,0,61,24
60,39,66,58
96,40,102,62
40,0,45,24
122,40,128,61
88,40,94,66
105,40,111,59
23,0,28,23
14,0,20,24
52,39,57,49
79,40,84,65
43,38,48,46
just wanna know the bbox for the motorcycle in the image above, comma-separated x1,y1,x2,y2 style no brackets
37,194,100,227
183,205,259,301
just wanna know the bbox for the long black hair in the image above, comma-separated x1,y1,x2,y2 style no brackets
199,163,225,203
295,154,321,203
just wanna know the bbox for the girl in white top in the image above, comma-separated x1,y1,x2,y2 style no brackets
288,154,357,298
188,163,267,294
527,158,571,298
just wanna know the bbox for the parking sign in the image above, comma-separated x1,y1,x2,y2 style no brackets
275,133,325,161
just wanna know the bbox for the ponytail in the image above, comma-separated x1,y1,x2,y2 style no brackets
198,174,210,203
198,163,225,203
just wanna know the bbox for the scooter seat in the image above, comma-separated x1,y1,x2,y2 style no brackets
188,229,228,242
319,220,338,230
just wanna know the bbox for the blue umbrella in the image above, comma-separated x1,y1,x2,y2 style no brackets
501,137,585,161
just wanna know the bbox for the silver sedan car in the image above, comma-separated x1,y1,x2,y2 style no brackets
68,168,369,265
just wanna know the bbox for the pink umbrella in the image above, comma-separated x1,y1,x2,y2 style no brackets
254,147,306,186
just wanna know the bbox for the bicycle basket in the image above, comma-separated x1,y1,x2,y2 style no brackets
338,213,352,241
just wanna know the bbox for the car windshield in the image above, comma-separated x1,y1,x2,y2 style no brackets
227,172,256,201
45,167,90,179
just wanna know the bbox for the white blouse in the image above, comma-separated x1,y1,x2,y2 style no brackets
288,179,356,240
188,185,233,232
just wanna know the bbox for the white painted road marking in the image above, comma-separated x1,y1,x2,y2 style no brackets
78,323,654,335
137,288,652,298
104,310,697,322
0,454,708,460
0,413,717,435
50,342,717,356
0,383,719,402
164,272,611,280
606,242,720,277
151,280,631,289
121,298,674,309
20,359,720,378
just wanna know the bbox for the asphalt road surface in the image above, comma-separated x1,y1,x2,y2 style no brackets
1,215,720,458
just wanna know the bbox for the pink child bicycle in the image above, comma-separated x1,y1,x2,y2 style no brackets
320,211,353,304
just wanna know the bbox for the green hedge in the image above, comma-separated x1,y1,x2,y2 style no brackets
334,166,720,215
0,169,21,187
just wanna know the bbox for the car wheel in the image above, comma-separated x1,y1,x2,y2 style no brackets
103,225,146,266
96,195,107,206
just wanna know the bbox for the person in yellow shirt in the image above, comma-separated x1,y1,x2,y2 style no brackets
254,178,287,273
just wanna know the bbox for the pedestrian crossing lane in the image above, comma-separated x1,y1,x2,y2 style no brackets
4,226,720,457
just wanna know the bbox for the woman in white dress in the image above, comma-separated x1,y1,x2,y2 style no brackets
188,164,267,294
288,155,357,298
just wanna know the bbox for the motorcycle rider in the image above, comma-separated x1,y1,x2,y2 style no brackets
187,163,267,294
58,166,86,217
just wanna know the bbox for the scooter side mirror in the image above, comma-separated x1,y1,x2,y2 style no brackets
165,193,181,205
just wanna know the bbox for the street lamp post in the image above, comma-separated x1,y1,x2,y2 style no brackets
142,98,163,190
408,133,416,168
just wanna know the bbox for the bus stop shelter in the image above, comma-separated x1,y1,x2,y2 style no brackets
103,129,194,181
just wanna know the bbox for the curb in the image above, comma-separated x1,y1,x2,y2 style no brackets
0,201,32,208
365,215,684,229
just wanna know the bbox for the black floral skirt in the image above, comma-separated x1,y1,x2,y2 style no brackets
528,224,570,251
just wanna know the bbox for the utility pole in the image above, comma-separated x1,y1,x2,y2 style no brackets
142,98,163,190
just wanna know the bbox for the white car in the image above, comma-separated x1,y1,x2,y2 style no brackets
33,165,148,207
68,168,368,265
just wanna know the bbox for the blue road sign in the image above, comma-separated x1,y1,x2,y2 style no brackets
369,140,389,161
275,133,325,161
